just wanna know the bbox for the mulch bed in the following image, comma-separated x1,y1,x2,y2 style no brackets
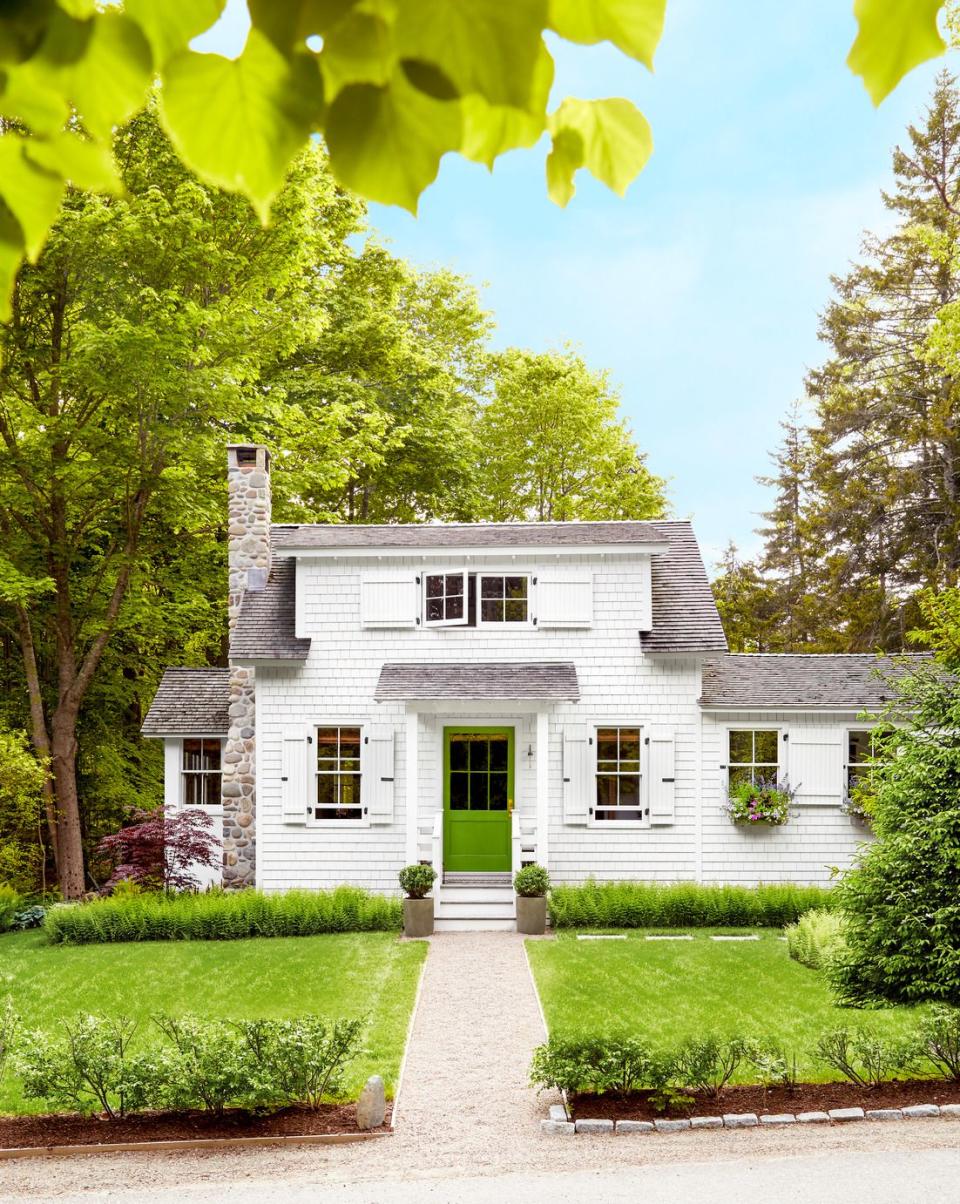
570,1080,960,1121
0,1102,392,1150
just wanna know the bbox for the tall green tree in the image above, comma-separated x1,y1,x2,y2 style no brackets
0,109,360,897
475,348,667,522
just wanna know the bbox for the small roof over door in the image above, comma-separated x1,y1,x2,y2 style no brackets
373,662,580,702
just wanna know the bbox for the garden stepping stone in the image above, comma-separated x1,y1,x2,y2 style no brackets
575,1118,614,1134
576,934,627,941
710,935,759,941
645,934,693,941
828,1108,865,1122
617,1120,655,1133
903,1104,939,1118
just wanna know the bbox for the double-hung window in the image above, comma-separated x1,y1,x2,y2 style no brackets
422,571,531,627
315,726,363,821
594,727,643,822
727,729,779,788
846,729,885,797
182,739,222,807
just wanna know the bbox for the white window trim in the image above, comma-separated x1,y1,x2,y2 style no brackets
724,725,783,791
844,727,877,801
588,723,649,829
421,569,469,628
310,721,370,828
180,737,225,811
476,571,534,629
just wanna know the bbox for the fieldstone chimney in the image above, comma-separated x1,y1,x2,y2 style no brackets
222,443,271,888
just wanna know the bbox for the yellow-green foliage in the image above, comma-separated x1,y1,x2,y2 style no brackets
785,908,847,972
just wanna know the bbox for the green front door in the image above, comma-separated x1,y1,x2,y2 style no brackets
443,727,514,873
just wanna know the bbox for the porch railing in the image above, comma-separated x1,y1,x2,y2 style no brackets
430,812,443,907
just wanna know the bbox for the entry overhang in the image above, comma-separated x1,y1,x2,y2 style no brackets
374,661,580,703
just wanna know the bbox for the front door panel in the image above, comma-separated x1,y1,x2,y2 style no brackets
443,727,513,873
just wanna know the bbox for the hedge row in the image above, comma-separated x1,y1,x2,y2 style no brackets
43,886,402,944
547,880,837,929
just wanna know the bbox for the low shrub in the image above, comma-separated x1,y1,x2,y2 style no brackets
785,908,847,972
15,1015,159,1118
154,1015,260,1114
42,886,402,944
514,864,550,897
547,880,836,929
916,1006,960,1081
11,904,46,930
674,1035,752,1100
0,999,17,1080
529,1034,662,1096
0,885,24,932
813,1027,917,1089
398,865,436,899
237,1015,365,1108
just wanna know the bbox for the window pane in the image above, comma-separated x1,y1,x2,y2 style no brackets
755,730,779,763
619,729,641,765
489,739,508,770
426,598,444,622
446,594,464,620
316,729,339,764
317,775,337,806
489,773,508,810
481,576,502,599
469,739,489,771
426,574,444,598
339,729,361,771
619,774,641,809
183,774,201,807
505,576,526,599
445,574,463,596
450,739,468,771
595,809,619,822
596,775,618,809
848,731,870,763
199,740,221,771
469,772,488,810
596,729,618,765
449,772,469,810
728,765,752,788
480,599,502,622
339,773,361,808
729,730,752,763
504,599,526,622
183,738,204,771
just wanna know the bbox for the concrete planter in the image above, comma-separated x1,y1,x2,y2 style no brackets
403,896,434,938
516,895,547,935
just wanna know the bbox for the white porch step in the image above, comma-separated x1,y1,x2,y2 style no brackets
436,886,514,906
435,900,515,920
434,917,517,932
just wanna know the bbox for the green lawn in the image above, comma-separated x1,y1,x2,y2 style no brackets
0,931,426,1115
526,930,924,1083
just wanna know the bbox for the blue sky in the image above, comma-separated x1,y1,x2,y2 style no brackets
199,2,952,566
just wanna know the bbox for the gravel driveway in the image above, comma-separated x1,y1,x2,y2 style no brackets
3,932,960,1202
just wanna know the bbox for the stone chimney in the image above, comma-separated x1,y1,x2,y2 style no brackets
227,443,272,632
223,443,271,889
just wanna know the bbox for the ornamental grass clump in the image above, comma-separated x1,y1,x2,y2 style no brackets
725,777,795,826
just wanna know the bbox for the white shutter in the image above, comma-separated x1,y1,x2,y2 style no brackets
281,725,311,824
537,571,593,628
647,725,676,825
363,724,395,823
788,727,844,805
360,571,418,628
562,724,591,824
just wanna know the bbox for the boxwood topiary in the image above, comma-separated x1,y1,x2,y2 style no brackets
514,864,550,897
398,864,436,899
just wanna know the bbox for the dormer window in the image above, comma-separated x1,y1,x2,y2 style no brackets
422,571,531,628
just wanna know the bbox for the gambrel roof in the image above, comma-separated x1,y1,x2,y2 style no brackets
374,662,580,702
231,558,310,661
700,653,931,709
141,668,231,737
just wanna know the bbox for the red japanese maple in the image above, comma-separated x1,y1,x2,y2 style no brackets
98,808,221,891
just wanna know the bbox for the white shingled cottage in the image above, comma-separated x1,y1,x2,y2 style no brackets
142,445,923,928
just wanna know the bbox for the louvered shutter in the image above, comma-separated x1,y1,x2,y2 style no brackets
537,571,593,628
562,724,591,824
647,725,676,825
363,725,395,823
281,725,311,824
360,572,418,628
788,727,844,805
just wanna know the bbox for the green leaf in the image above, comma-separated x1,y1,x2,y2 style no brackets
160,29,324,222
0,200,25,324
548,0,666,70
395,0,547,109
0,134,65,259
460,42,553,168
24,131,120,192
319,9,395,101
249,0,361,50
125,0,226,70
847,0,946,105
546,96,652,205
325,70,462,212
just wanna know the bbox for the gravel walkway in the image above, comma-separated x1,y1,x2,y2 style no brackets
3,933,960,1201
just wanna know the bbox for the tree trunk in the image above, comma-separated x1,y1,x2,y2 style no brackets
16,604,60,876
50,704,86,899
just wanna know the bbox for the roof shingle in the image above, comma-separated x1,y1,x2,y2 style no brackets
700,653,930,709
640,522,728,654
230,558,310,661
374,662,580,701
271,520,666,550
141,668,231,737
